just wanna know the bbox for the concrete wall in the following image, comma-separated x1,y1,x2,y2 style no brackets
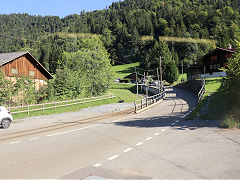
142,85,160,95
176,80,202,96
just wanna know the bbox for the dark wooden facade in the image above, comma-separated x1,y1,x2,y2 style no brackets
202,47,235,74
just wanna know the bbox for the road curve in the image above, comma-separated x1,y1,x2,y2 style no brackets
0,87,240,179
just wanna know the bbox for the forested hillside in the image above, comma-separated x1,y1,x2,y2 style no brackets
0,0,239,76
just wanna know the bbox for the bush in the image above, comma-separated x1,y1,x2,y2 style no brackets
221,41,240,128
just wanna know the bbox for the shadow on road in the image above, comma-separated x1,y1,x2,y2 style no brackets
114,115,220,130
114,87,221,129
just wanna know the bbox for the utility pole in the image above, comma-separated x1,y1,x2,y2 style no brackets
181,60,184,82
146,72,149,97
157,68,160,93
135,67,138,100
159,56,163,93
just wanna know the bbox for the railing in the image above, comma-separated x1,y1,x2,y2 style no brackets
134,91,165,113
8,94,117,115
198,79,206,102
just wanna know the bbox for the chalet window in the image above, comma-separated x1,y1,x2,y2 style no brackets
213,65,217,69
210,65,213,70
211,56,217,61
29,71,35,77
225,54,232,58
11,68,18,74
217,64,220,69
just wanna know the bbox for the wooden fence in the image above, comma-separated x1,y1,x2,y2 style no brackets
8,94,117,115
198,79,206,102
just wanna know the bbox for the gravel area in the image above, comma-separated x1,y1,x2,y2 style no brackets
80,102,134,113
14,102,134,124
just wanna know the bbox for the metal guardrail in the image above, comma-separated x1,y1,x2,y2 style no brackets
9,94,117,115
198,79,206,102
134,91,165,113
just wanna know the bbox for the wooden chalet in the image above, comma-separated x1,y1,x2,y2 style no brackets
0,51,53,90
188,47,235,80
201,47,235,76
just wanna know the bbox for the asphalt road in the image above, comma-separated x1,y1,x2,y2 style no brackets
0,87,240,179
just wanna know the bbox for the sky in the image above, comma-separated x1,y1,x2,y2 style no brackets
0,0,117,18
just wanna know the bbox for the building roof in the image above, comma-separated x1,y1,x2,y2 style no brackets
203,47,235,58
0,51,53,79
0,51,29,66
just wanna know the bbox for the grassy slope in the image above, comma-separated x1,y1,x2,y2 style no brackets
186,78,221,120
112,62,140,79
107,62,143,103
178,77,239,128
203,79,240,128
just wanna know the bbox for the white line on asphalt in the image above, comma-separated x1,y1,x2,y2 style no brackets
112,109,151,123
111,120,119,123
29,137,39,141
123,148,133,153
10,141,20,144
171,123,176,125
46,124,102,137
161,129,166,132
154,133,160,136
112,115,137,123
108,155,119,160
138,109,150,115
93,163,102,167
136,142,143,146
145,137,153,141
175,120,179,123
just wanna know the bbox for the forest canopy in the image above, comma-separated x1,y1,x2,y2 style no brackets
0,0,239,81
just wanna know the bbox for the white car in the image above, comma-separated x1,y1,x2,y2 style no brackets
0,106,13,129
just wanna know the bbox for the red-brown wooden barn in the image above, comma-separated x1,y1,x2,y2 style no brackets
0,51,53,90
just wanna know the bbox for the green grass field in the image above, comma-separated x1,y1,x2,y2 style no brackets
108,62,144,103
186,77,222,120
112,62,140,79
13,97,118,119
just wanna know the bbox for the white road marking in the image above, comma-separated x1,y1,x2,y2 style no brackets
46,124,102,137
112,109,151,123
171,123,176,125
161,129,166,132
139,109,150,115
175,120,179,123
111,119,121,123
112,114,138,123
154,133,160,136
10,141,20,144
108,155,119,160
29,137,39,141
93,163,102,167
123,148,133,153
145,137,153,141
136,142,143,146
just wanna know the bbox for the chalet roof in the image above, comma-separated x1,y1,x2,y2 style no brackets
0,51,29,66
203,47,235,58
0,51,53,79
